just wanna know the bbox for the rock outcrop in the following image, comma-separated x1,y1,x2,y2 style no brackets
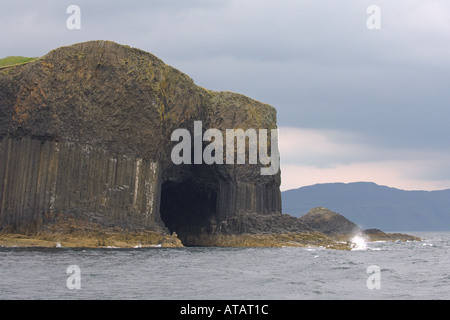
0,41,281,245
363,228,421,242
297,207,360,235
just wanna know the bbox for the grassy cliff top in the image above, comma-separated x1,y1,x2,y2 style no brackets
0,56,39,68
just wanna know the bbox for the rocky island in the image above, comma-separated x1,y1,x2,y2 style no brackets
0,41,420,249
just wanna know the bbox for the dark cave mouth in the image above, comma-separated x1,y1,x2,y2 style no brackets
160,179,218,246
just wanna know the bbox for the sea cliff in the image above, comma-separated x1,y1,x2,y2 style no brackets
0,41,420,249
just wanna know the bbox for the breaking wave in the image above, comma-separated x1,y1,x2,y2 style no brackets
351,234,368,251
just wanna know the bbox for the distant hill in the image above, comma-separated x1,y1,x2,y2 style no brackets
282,182,450,231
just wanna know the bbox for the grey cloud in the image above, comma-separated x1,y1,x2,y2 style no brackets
1,0,450,189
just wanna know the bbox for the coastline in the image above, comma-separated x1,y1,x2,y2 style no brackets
0,231,183,248
0,217,183,249
0,212,422,250
0,230,421,250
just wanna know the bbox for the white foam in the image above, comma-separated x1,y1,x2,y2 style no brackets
351,234,368,251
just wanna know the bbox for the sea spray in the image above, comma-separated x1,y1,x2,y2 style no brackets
351,233,369,251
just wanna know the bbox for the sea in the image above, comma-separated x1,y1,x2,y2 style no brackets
0,232,449,300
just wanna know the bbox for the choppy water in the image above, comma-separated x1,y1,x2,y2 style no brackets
1,232,449,300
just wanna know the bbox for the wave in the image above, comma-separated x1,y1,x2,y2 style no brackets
351,234,369,251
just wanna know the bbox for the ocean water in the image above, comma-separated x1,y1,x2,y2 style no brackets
0,232,449,300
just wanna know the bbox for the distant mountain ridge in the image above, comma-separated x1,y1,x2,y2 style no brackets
282,182,450,231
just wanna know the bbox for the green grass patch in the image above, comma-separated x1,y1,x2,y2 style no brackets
0,56,38,68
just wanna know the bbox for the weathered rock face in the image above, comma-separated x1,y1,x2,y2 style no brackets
298,207,360,235
0,41,281,245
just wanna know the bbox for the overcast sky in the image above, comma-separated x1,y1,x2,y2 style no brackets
2,0,450,191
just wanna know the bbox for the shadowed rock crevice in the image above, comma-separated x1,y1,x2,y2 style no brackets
160,179,218,245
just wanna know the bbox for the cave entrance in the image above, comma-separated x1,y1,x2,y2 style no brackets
160,179,218,246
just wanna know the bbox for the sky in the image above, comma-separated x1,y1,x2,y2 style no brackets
1,0,450,191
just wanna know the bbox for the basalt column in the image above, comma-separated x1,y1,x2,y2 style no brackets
0,136,163,232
